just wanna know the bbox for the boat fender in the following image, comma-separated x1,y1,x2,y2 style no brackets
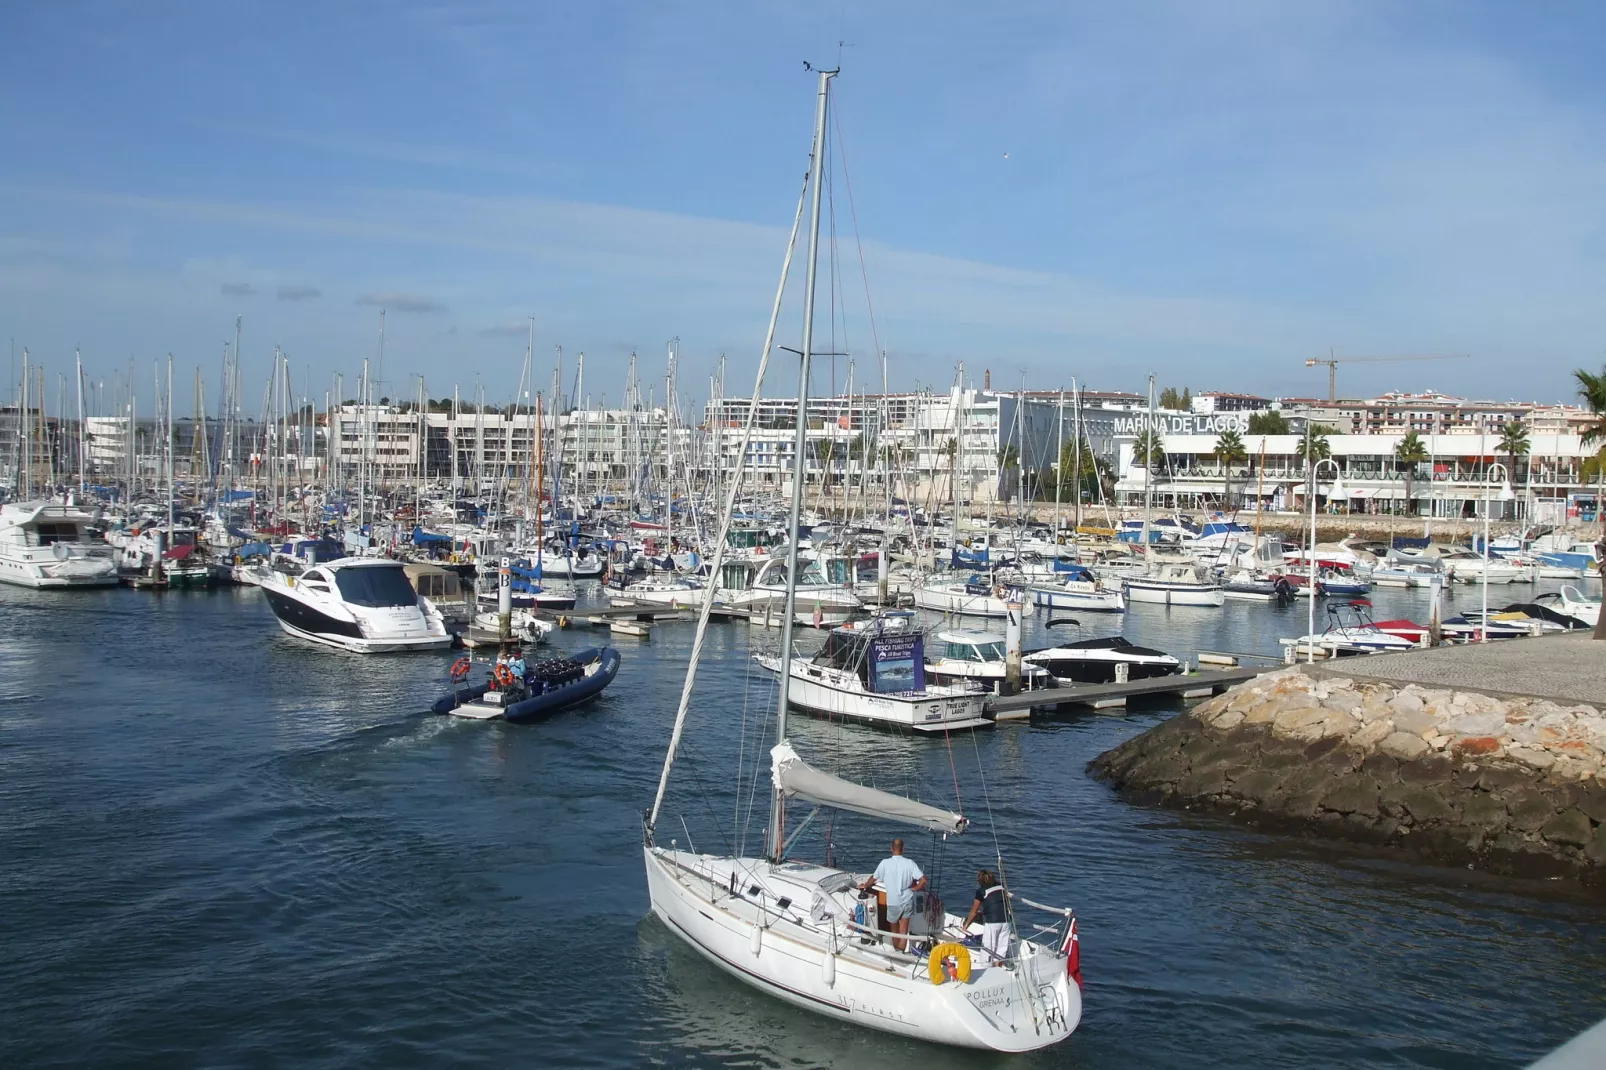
822,951,836,988
749,923,763,958
927,942,971,985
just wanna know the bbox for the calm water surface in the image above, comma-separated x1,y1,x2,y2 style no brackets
2,579,1603,1068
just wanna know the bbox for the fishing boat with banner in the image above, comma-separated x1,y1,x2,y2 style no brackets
754,617,991,732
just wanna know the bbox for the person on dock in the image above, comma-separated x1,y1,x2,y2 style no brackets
962,869,1010,967
858,838,926,952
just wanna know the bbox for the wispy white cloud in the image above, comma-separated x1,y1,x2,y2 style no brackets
356,290,446,314
276,284,321,301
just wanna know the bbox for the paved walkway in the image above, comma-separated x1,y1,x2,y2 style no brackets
1311,631,1606,706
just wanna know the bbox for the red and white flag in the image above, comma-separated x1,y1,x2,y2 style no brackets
1060,916,1083,990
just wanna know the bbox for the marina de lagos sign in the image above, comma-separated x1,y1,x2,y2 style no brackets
1112,412,1249,436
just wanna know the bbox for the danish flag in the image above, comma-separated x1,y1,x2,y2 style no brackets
1059,916,1083,990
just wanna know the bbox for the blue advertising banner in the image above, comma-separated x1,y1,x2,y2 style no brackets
868,633,925,694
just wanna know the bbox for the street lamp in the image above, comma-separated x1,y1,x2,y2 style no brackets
1480,462,1515,643
1307,458,1344,663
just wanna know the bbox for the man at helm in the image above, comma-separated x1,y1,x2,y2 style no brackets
858,838,926,953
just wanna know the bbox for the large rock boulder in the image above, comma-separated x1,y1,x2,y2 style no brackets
1088,670,1606,888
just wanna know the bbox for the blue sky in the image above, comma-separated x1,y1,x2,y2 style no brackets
3,1,1605,411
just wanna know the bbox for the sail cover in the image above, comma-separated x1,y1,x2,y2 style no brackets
771,741,967,835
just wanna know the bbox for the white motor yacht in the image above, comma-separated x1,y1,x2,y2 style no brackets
262,558,453,652
1123,560,1224,607
1440,547,1526,585
0,501,119,588
728,556,862,623
608,574,708,607
1024,633,1181,684
925,629,1052,692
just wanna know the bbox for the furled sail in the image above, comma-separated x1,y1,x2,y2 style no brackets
770,741,967,835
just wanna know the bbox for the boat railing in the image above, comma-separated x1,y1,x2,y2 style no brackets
1012,892,1075,918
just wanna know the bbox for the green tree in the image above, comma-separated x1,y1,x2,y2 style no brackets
1576,366,1606,452
1158,386,1184,410
1133,429,1166,472
1181,386,1192,410
1497,419,1530,489
1247,410,1290,435
1213,429,1247,510
1394,430,1429,517
1054,435,1103,501
1295,427,1331,464
1576,366,1606,638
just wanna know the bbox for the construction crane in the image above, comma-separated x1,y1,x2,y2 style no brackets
1304,352,1470,403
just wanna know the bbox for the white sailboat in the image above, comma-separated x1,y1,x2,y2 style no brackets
643,69,1080,1054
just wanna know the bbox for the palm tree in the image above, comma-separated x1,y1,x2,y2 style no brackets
1213,429,1247,511
1394,430,1429,517
1576,366,1606,451
1574,366,1606,640
1295,427,1332,512
1497,419,1530,493
1133,429,1165,472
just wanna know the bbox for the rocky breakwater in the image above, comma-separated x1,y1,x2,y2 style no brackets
1089,668,1606,884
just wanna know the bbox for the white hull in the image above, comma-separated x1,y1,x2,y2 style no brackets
1026,585,1125,612
1123,579,1224,607
643,848,1078,1052
0,558,120,588
755,655,990,732
912,584,1033,619
610,583,708,607
273,617,454,653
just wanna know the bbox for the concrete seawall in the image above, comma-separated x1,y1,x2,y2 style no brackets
1089,633,1606,885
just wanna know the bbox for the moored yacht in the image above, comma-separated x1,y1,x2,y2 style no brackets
728,555,863,623
1123,560,1224,607
755,619,991,732
1024,634,1181,684
0,501,119,588
263,557,453,652
924,629,1052,692
912,574,1034,618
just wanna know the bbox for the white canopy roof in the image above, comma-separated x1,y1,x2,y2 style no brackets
770,741,968,835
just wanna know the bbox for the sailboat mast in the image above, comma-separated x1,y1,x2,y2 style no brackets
1142,374,1155,558
769,65,835,862
1053,388,1064,541
1071,379,1082,534
75,349,86,498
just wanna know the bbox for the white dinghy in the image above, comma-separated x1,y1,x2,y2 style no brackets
643,68,1080,1056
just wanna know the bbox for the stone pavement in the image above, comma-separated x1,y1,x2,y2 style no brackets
1312,632,1606,706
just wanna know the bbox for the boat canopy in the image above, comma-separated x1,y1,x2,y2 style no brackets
411,526,453,545
770,741,967,835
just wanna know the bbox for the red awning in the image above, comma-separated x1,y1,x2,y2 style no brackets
163,544,196,560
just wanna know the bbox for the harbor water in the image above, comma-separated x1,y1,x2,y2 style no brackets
3,581,1605,1068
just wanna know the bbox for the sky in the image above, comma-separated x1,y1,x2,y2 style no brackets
3,1,1605,414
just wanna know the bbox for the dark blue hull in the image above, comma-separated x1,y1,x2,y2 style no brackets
432,647,622,721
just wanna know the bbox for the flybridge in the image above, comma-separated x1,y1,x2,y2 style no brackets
1113,413,1250,436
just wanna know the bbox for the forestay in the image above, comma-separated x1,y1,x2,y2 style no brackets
770,741,968,835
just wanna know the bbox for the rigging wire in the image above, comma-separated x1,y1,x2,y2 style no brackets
829,97,885,373
645,165,812,837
